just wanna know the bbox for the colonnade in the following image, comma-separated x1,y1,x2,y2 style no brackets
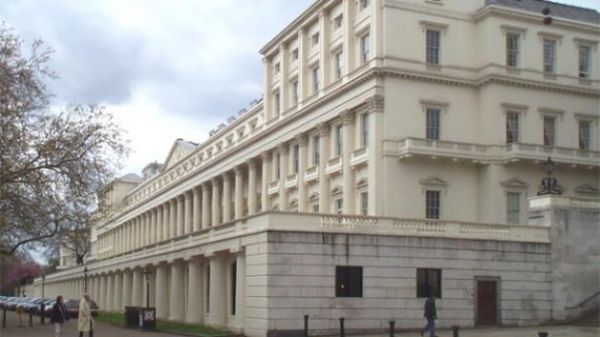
97,99,382,259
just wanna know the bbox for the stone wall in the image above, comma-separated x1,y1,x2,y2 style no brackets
261,231,551,337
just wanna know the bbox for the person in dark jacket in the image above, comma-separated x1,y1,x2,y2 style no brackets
420,292,437,337
50,295,69,337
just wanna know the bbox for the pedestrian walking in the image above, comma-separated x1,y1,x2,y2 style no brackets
420,291,437,337
78,293,94,337
50,295,68,337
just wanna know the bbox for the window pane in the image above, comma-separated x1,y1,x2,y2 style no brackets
543,39,556,73
336,266,363,297
506,112,519,144
313,136,320,166
543,116,555,146
507,192,521,224
579,120,591,150
231,261,237,315
336,125,343,156
426,108,440,140
506,33,519,67
425,190,440,219
579,45,591,78
361,34,370,64
361,192,368,215
416,268,442,298
361,113,369,147
426,30,440,65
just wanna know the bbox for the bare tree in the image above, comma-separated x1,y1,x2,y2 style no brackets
0,24,128,255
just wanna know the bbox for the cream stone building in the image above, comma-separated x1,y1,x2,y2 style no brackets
34,0,599,336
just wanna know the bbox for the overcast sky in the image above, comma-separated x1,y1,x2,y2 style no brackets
1,0,599,177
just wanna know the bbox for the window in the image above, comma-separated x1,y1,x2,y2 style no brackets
543,39,556,73
426,108,440,140
231,261,237,315
361,34,371,64
361,113,369,147
275,152,281,180
506,111,520,144
334,15,343,29
291,48,299,61
206,265,211,312
506,33,520,67
579,45,591,79
416,268,442,298
312,32,320,46
335,51,344,79
359,0,370,11
426,30,440,65
292,80,299,105
335,124,343,156
312,66,320,93
579,120,591,150
293,144,300,173
274,62,280,74
336,266,363,297
274,90,281,116
335,198,343,214
425,190,440,219
360,192,368,216
313,135,320,166
312,204,319,212
543,116,556,146
506,192,521,224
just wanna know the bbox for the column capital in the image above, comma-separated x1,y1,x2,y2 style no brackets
234,166,243,175
277,142,289,153
260,151,271,162
317,122,330,136
295,133,308,145
223,171,232,181
340,110,355,125
366,94,385,113
247,157,257,168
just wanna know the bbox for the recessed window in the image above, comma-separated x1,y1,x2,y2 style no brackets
360,192,368,216
359,0,370,11
335,50,344,79
312,66,320,93
206,265,211,312
275,152,281,180
334,14,343,29
361,113,369,147
274,62,280,74
274,90,281,116
507,192,521,224
425,190,440,219
506,33,520,67
426,108,440,140
291,48,299,61
506,111,520,144
579,45,591,79
231,261,237,315
336,266,363,297
543,116,556,146
335,124,343,156
312,32,320,46
291,80,299,105
416,268,442,298
313,135,320,166
293,144,300,173
361,33,371,64
335,198,343,214
426,30,440,65
579,120,592,150
312,204,319,212
543,39,556,73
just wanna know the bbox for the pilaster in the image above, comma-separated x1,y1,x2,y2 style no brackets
234,167,244,219
342,110,355,214
318,123,331,212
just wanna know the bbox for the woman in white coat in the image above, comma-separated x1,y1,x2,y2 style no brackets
78,294,94,337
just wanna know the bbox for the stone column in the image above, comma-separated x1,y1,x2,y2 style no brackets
106,273,114,311
263,58,273,121
318,123,330,213
113,271,122,311
185,190,193,234
169,261,185,321
297,27,308,106
279,43,289,114
223,173,232,222
366,95,384,215
342,111,355,214
170,199,177,238
318,10,330,92
212,178,221,226
155,263,169,319
278,144,289,211
234,167,244,219
156,205,163,243
162,203,170,240
132,269,143,307
208,255,226,327
235,254,246,327
247,159,257,215
193,187,201,232
177,195,184,237
202,183,211,228
343,0,356,78
150,209,157,244
99,274,107,310
92,275,100,305
261,153,272,212
186,258,203,323
122,270,132,307
297,134,308,212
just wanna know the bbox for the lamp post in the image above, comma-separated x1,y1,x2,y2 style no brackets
41,275,46,299
142,268,152,308
537,157,562,196
83,266,89,293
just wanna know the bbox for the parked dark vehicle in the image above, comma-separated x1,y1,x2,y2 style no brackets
63,299,99,318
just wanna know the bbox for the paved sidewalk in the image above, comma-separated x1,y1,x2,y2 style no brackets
366,325,599,337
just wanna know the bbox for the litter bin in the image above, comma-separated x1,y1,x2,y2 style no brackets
124,306,141,328
139,307,156,331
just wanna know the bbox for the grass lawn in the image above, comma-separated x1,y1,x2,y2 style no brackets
96,311,232,336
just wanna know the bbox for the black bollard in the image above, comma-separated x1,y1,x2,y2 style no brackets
339,317,345,337
29,311,33,327
452,325,459,337
304,315,309,337
40,303,45,324
389,320,395,337
2,309,6,328
538,332,548,337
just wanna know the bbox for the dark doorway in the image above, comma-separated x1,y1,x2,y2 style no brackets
476,279,499,326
